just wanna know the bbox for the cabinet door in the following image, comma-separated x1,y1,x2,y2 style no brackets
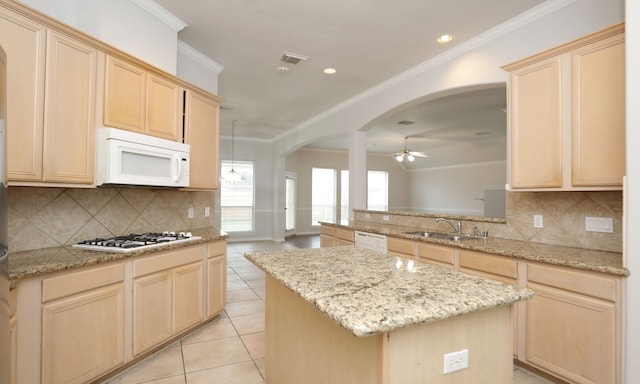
146,73,183,141
0,9,46,181
386,237,414,260
42,31,97,183
320,235,336,248
174,261,204,333
417,243,454,269
9,317,16,384
207,255,227,318
41,284,125,384
104,55,146,132
184,91,220,189
571,34,625,187
525,283,616,384
133,271,173,356
508,56,563,189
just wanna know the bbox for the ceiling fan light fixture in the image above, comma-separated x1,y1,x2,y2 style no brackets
395,154,404,162
407,154,415,162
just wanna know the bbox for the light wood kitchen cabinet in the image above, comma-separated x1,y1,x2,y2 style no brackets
207,241,227,318
525,263,621,384
40,263,125,384
0,8,45,181
335,227,355,246
504,23,625,191
320,225,336,247
459,249,518,285
417,242,455,269
0,9,97,185
387,237,414,260
43,31,97,184
104,55,183,141
184,90,222,190
132,245,205,356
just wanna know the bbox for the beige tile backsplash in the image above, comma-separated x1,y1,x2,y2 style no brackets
8,186,216,252
356,191,623,253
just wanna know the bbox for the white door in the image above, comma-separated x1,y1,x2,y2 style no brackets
285,174,296,232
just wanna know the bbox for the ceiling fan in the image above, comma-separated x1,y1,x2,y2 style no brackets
393,137,428,162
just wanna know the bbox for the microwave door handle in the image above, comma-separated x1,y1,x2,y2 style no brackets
173,154,181,183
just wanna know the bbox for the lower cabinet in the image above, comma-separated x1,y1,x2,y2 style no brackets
13,240,227,384
318,224,354,247
207,241,227,318
132,245,205,356
417,243,454,269
41,263,126,384
387,237,415,260
525,263,621,384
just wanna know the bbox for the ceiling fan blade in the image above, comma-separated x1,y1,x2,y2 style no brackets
409,151,429,157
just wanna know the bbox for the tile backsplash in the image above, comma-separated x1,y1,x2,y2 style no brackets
356,191,623,253
8,187,215,252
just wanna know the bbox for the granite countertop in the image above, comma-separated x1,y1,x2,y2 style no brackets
246,247,533,337
323,221,629,277
8,227,228,286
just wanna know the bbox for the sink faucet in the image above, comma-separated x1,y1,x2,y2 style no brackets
435,218,462,234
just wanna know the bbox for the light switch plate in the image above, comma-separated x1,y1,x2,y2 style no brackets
534,215,544,228
585,217,613,233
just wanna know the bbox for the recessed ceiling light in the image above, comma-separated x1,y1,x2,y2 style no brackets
324,68,337,75
436,34,455,44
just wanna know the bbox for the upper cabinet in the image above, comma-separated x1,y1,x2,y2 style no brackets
104,55,183,141
1,1,223,190
503,23,625,191
0,8,97,185
184,90,221,190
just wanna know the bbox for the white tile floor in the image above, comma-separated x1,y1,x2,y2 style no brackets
103,238,554,384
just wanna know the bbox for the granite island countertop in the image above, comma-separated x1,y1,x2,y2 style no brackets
245,246,533,337
322,221,629,276
8,226,227,286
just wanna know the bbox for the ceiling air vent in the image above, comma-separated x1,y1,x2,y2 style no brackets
397,120,415,125
281,51,309,65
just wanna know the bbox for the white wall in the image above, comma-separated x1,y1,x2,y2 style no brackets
21,0,180,73
624,0,639,382
409,161,506,216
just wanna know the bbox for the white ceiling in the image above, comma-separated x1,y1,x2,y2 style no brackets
154,0,545,167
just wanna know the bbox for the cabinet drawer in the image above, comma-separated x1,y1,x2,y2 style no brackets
459,250,517,279
208,241,226,258
417,243,454,265
527,263,617,301
133,245,205,278
335,228,354,242
42,263,125,303
320,225,335,236
387,237,414,256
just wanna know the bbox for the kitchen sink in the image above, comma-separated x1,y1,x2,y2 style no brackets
403,231,466,242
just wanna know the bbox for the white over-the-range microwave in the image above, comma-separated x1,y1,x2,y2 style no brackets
96,127,190,187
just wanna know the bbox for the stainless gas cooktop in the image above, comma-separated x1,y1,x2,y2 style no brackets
72,232,201,253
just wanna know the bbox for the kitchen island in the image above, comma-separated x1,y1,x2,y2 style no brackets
246,246,533,384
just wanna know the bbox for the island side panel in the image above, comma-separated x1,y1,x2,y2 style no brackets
265,275,382,384
386,305,513,384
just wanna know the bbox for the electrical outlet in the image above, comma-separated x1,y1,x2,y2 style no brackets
188,207,194,219
534,214,544,228
382,215,390,222
443,349,469,374
585,216,613,233
204,207,211,217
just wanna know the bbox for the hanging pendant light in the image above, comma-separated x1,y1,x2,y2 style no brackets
223,119,242,184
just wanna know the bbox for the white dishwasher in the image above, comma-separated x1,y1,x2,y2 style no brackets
354,231,387,253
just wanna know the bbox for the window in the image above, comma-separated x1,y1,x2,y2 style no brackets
340,170,389,214
367,170,388,211
311,168,336,225
220,160,254,232
340,170,349,221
